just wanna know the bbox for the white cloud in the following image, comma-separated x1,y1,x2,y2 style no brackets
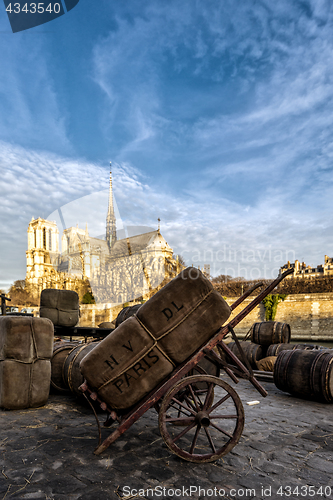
1,137,333,294
0,35,71,154
2,0,333,289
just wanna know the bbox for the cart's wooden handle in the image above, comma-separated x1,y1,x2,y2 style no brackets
227,268,294,330
230,282,263,311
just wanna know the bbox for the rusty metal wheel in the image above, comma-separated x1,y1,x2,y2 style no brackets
159,375,244,463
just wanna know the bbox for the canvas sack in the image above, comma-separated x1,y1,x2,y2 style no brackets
40,289,79,327
136,267,231,364
0,316,54,409
256,356,277,372
80,268,231,410
80,317,174,409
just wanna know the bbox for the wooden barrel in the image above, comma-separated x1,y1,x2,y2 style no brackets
250,321,291,346
63,343,99,396
227,341,264,369
115,304,142,327
189,356,220,378
267,343,320,356
274,349,333,403
51,341,79,392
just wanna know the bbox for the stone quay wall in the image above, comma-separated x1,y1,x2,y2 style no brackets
226,292,333,341
78,303,124,327
77,293,333,341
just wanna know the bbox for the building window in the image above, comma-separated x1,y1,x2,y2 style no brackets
43,228,47,249
34,229,37,248
49,229,52,251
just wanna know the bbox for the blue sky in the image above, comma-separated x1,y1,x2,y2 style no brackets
1,0,333,291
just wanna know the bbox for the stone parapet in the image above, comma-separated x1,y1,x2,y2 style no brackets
55,293,333,341
78,303,123,327
225,293,333,341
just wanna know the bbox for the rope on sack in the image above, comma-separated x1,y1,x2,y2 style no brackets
96,290,214,391
0,318,51,406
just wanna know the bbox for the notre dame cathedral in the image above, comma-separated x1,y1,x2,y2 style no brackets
25,169,181,304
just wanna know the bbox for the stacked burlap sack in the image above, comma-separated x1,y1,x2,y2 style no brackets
0,316,54,409
80,267,231,410
40,289,79,327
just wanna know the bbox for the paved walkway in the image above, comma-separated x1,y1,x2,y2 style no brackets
0,376,332,500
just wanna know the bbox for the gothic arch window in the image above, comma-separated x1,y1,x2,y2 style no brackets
34,229,37,248
43,228,46,249
49,230,52,251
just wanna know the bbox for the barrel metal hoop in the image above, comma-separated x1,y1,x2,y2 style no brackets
66,344,91,393
281,349,294,390
319,352,333,403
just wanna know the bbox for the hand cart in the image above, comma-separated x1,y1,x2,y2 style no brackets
80,269,293,463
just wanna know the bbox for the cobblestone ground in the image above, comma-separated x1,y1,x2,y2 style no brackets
0,376,332,500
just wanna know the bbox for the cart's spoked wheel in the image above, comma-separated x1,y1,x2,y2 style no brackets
159,375,244,463
154,356,218,417
190,356,220,408
166,376,215,426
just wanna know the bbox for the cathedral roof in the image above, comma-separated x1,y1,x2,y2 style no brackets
62,228,172,259
109,230,171,258
87,236,110,253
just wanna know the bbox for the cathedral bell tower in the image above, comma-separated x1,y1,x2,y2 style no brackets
26,217,59,292
106,162,117,249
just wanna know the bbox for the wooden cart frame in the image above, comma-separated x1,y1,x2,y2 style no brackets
80,269,293,463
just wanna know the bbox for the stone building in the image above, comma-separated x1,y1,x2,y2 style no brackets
280,255,333,279
26,169,180,304
26,218,61,291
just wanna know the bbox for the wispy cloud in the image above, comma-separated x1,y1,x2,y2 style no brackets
0,32,71,154
1,137,332,292
2,0,333,289
91,0,333,190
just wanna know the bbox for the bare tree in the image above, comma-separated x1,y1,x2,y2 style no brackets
9,280,38,306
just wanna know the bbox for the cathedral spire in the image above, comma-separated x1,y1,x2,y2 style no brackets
106,162,117,248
